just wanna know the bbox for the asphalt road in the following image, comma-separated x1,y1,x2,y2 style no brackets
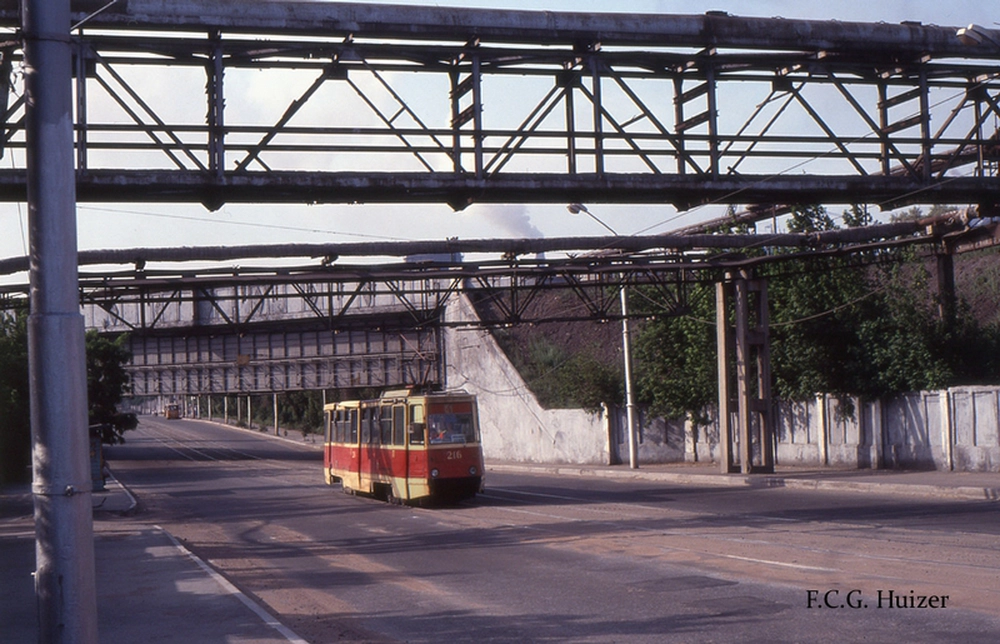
106,416,1000,643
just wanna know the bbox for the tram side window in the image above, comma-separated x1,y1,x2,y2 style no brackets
335,410,346,443
409,404,425,445
361,408,372,444
372,407,383,444
325,412,333,443
380,406,393,444
348,409,358,443
393,406,405,446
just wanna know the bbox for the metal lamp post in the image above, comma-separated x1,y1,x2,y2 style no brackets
567,204,639,469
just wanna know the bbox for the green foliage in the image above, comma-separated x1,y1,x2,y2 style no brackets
842,204,874,228
631,204,1000,421
767,257,875,400
278,391,325,431
247,391,326,433
769,250,1000,399
633,283,717,421
787,204,836,233
496,332,622,412
0,310,30,484
85,331,136,444
561,352,623,414
1,320,135,483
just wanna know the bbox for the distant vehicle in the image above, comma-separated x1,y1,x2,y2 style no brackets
324,390,484,505
164,404,181,419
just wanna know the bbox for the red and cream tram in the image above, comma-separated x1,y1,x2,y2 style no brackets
323,390,484,504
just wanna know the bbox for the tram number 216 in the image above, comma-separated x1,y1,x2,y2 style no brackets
446,450,463,460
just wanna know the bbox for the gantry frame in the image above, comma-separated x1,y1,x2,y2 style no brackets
0,1,997,210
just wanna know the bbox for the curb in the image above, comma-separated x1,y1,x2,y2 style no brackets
486,463,1000,501
98,468,139,514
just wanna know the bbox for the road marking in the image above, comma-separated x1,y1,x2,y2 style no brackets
714,553,840,572
483,488,589,503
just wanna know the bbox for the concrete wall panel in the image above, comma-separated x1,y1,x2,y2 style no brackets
444,293,609,465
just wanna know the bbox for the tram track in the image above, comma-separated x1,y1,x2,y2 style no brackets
136,418,318,466
103,419,1000,640
135,420,1000,587
143,428,248,462
437,480,1000,613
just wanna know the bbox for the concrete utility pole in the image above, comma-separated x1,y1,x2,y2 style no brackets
567,203,639,469
619,284,638,469
23,0,99,642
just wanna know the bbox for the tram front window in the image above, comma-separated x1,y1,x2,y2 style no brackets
427,411,476,444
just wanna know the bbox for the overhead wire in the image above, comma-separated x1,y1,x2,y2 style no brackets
4,33,995,273
76,204,411,243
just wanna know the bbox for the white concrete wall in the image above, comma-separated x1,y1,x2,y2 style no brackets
443,293,610,464
635,389,1000,472
446,290,999,472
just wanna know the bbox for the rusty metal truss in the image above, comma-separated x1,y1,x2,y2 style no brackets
0,1,998,210
1,215,976,328
72,256,694,395
72,259,692,332
121,313,445,396
2,215,987,395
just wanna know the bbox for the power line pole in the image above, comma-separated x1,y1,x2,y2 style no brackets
24,0,99,641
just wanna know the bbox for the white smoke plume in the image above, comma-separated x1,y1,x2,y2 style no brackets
478,205,544,239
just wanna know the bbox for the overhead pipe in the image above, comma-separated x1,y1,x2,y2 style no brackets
0,1,992,59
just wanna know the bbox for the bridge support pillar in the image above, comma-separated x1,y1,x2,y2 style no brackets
716,271,775,474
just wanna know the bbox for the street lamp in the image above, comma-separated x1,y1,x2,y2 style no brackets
568,202,619,236
566,204,639,470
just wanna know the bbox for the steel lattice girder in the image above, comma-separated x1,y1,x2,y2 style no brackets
0,1,998,210
120,314,445,395
12,215,962,329
74,269,686,329
1,214,984,324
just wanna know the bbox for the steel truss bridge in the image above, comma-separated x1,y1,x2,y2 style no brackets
0,0,998,462
5,215,998,398
0,0,997,211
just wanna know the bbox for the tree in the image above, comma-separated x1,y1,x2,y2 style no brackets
490,329,623,413
85,330,136,444
633,282,717,421
787,203,836,233
632,204,1000,421
1,318,136,483
0,310,30,484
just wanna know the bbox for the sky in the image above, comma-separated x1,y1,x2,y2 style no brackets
0,0,996,276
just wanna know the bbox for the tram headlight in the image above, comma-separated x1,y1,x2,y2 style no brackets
469,466,477,476
431,468,440,478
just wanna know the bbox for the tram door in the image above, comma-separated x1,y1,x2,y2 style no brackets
393,404,406,498
361,406,376,487
346,407,360,489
